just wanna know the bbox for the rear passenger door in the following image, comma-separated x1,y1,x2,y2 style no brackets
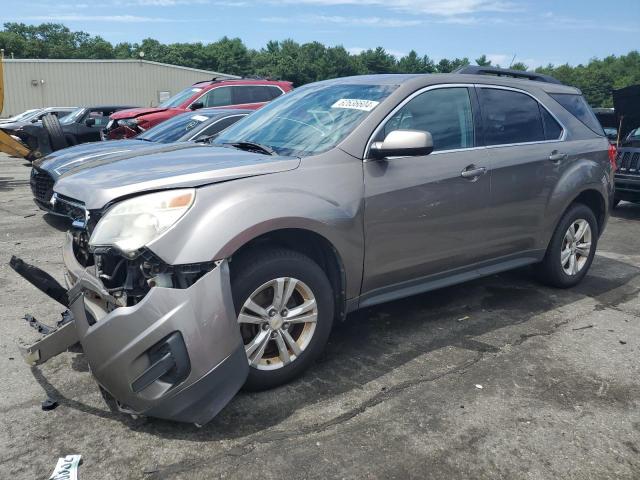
477,86,565,259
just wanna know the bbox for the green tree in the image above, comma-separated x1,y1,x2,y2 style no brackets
475,54,491,66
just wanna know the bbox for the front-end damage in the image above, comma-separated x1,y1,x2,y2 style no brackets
12,226,248,425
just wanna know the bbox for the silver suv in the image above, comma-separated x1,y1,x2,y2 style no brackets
13,68,614,426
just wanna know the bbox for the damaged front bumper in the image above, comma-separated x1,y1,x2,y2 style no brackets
13,233,248,425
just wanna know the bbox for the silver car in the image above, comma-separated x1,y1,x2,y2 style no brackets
13,69,614,426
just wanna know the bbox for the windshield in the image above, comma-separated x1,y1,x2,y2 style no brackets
213,83,397,156
7,109,41,122
159,87,203,108
60,108,86,125
138,111,216,143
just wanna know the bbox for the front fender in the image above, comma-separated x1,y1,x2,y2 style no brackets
148,156,365,299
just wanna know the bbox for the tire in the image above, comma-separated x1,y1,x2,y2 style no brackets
42,114,68,151
231,248,334,391
535,203,599,288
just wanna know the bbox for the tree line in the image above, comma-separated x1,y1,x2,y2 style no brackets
1,22,639,107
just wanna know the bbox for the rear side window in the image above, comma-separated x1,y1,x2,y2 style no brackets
540,106,563,140
233,86,282,104
478,88,545,146
549,93,604,136
380,87,475,152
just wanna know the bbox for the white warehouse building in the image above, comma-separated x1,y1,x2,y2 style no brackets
1,58,237,117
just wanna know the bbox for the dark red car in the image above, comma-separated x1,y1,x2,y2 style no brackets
104,78,293,139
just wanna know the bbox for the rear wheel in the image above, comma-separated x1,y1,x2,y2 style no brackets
535,203,598,288
42,114,68,151
231,248,334,391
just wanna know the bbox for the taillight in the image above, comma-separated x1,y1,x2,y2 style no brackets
608,144,617,172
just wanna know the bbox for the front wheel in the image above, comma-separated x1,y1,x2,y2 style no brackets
535,203,598,288
231,248,334,391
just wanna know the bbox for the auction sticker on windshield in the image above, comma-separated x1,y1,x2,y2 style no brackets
331,99,380,112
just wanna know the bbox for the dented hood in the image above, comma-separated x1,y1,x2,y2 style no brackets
110,107,171,119
54,142,300,209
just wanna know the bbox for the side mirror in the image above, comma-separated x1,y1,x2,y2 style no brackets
190,102,204,111
370,130,433,160
85,117,96,127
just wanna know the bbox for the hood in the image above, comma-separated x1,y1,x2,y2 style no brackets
110,107,170,120
54,143,300,209
0,120,31,132
34,139,150,180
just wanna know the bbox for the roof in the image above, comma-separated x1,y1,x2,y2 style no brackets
3,58,239,79
314,73,580,94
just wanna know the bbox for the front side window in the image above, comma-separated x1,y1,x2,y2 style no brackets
159,87,203,108
378,87,475,152
198,87,233,108
191,115,246,140
479,88,545,146
214,83,397,156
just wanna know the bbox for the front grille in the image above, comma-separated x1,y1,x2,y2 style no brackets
30,168,55,203
616,150,640,175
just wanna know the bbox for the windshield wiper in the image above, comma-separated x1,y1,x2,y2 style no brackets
224,141,277,156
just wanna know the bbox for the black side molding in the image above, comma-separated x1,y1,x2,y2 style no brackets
10,256,69,307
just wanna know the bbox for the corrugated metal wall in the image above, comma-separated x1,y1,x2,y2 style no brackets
1,59,237,117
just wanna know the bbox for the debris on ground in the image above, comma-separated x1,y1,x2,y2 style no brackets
572,325,594,331
48,454,81,480
41,397,59,411
475,384,483,389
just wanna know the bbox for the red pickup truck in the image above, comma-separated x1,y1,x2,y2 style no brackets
104,78,293,139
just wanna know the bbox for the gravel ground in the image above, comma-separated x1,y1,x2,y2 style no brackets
1,152,639,479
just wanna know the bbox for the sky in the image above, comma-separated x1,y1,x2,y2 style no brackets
3,0,640,68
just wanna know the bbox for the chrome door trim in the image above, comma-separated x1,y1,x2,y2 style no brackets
364,82,568,161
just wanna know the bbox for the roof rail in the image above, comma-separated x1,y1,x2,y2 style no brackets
453,65,563,85
192,77,228,85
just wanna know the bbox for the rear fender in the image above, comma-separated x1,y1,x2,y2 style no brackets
542,157,611,248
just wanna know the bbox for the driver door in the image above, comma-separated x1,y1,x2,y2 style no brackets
362,86,492,296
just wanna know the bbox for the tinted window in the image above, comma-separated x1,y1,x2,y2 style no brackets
200,87,233,107
138,111,215,143
380,87,475,152
479,88,544,145
191,115,245,140
540,106,563,140
550,93,604,136
234,86,282,104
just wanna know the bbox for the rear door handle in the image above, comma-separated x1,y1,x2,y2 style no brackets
549,152,568,162
460,166,487,179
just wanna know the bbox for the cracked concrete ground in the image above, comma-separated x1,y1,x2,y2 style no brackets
1,152,639,479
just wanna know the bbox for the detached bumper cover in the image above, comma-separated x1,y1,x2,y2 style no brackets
54,234,248,424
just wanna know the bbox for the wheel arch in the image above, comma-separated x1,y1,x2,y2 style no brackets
229,227,348,321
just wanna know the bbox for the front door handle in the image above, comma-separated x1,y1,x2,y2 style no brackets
549,151,568,162
460,165,487,179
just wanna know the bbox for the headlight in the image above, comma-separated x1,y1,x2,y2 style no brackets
89,189,195,255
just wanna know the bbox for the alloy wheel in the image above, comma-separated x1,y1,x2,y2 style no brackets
238,277,318,370
560,219,592,276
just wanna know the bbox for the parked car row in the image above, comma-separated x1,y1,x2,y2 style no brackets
10,67,614,428
0,78,293,160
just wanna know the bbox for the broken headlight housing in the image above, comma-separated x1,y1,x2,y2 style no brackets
89,189,195,255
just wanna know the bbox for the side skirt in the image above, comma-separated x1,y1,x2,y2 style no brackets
352,249,545,311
